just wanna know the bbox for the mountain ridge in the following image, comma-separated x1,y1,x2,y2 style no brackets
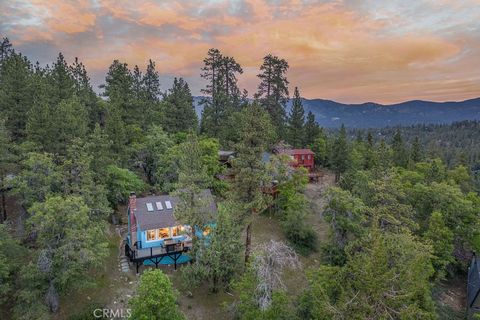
193,96,480,128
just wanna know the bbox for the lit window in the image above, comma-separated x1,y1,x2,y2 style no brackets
203,226,211,236
147,230,156,241
171,226,181,237
307,155,311,160
158,228,170,239
165,201,172,209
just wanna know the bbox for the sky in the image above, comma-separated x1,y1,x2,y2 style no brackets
1,0,479,104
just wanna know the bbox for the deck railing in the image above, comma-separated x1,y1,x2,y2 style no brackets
125,238,193,262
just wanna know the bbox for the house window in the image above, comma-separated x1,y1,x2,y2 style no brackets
307,155,311,160
146,230,156,241
171,226,180,237
301,155,305,160
158,228,170,239
203,226,211,236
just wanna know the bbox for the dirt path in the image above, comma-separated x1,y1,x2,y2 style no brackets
304,170,336,244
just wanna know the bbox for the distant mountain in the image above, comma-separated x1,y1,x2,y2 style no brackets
194,97,480,128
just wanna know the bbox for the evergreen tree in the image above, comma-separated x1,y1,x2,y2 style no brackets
0,120,15,222
304,230,436,319
363,131,378,169
0,224,27,306
376,139,392,173
392,129,409,168
181,202,243,292
173,134,213,249
102,60,137,125
48,53,76,104
0,52,33,141
231,102,275,263
424,211,454,280
24,196,108,313
26,96,88,155
13,152,63,209
410,136,423,164
255,54,289,139
162,78,198,133
84,124,114,183
287,87,305,148
104,102,128,164
331,125,349,182
0,37,14,63
303,111,320,146
136,125,173,185
70,57,98,127
200,49,243,141
143,59,161,103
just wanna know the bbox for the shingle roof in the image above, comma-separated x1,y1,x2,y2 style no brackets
132,190,216,230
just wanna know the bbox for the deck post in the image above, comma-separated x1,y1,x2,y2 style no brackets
136,261,139,274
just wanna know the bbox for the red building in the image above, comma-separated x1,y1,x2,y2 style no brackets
278,148,315,171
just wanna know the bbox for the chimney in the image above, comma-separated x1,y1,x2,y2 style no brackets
129,192,136,211
129,192,137,247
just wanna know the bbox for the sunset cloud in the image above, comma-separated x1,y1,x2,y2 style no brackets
1,0,478,103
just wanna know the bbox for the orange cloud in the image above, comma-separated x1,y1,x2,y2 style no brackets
3,0,479,103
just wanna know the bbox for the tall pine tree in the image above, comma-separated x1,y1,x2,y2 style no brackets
162,78,197,133
255,54,289,139
287,87,305,148
231,102,275,263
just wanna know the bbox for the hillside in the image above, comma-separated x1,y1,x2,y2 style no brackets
195,97,480,128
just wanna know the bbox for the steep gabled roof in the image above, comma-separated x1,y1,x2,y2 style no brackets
132,190,216,230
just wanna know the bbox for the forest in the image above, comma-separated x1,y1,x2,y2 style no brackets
1,36,479,320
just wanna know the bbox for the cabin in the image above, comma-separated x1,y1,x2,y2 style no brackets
276,148,315,172
468,255,480,318
125,190,217,272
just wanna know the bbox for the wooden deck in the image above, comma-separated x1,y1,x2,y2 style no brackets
125,239,193,272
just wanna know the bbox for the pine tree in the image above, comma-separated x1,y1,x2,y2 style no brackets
256,54,289,139
0,37,14,64
287,87,305,148
70,57,98,127
392,129,409,168
200,49,243,140
304,111,320,146
26,96,88,155
181,202,243,292
363,131,378,169
331,125,349,182
0,120,15,223
410,136,423,164
48,53,76,104
0,52,33,141
143,59,161,103
162,78,198,133
26,196,109,311
231,102,275,263
101,60,136,125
